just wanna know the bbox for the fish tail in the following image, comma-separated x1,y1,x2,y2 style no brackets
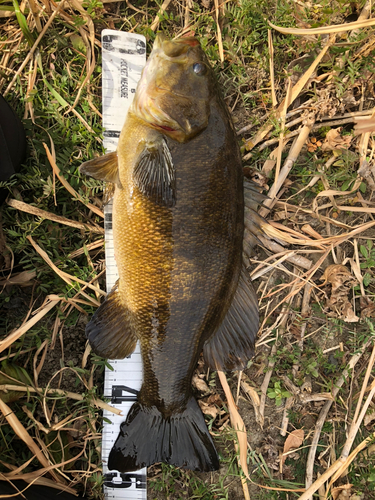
108,397,219,472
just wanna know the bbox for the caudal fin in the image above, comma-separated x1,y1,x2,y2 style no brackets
107,397,219,472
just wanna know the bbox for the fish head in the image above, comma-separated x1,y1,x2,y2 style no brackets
132,35,215,143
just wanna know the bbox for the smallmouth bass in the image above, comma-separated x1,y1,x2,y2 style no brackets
80,34,262,473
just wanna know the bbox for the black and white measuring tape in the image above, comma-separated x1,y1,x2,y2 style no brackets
100,30,147,500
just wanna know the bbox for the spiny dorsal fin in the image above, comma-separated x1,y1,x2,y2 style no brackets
80,151,121,187
203,265,258,371
133,139,176,207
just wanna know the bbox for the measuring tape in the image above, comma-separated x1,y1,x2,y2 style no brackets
100,29,147,499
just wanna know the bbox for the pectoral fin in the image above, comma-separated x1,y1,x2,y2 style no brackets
203,265,258,371
80,151,121,187
133,138,175,207
86,281,137,359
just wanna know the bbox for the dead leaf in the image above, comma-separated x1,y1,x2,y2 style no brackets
321,128,352,152
243,167,269,189
0,9,15,18
0,361,33,403
332,484,353,500
358,160,375,190
321,264,350,286
68,418,86,438
361,444,375,463
287,451,300,461
364,410,375,427
0,270,37,287
240,377,264,428
198,400,219,419
313,84,346,119
340,89,358,109
206,393,223,406
289,324,302,339
273,211,294,221
192,373,211,395
321,264,358,322
360,296,375,318
342,301,360,323
282,464,295,480
261,435,280,471
299,392,334,403
197,393,222,420
282,429,304,465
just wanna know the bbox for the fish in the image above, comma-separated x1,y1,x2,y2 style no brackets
80,34,264,473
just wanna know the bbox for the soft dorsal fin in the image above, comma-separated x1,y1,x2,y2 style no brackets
133,138,176,207
243,179,268,209
203,265,259,371
80,151,121,187
243,179,269,257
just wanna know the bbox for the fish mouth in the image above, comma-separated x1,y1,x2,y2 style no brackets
132,37,209,141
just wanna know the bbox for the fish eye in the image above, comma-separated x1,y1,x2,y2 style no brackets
193,62,207,76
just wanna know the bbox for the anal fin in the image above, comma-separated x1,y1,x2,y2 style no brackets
86,281,137,359
203,265,259,371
